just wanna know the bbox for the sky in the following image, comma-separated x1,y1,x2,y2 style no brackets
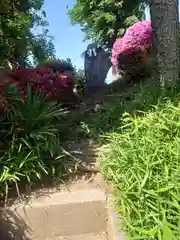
43,0,87,69
42,1,152,70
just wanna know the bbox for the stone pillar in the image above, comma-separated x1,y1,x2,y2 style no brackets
84,43,111,97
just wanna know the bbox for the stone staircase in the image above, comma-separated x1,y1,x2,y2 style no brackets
0,138,125,240
0,187,125,240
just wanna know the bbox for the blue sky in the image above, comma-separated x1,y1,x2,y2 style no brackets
43,0,87,69
42,1,151,70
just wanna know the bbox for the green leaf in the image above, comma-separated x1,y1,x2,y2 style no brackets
162,224,175,240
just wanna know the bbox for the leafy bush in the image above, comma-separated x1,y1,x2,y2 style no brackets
100,85,180,239
75,69,86,96
0,84,69,198
43,59,75,72
12,67,75,101
0,61,77,110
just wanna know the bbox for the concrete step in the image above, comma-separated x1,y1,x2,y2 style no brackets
0,189,107,240
46,232,107,239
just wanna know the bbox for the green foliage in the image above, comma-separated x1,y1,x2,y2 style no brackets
98,84,180,239
68,0,146,47
75,68,86,96
65,58,76,71
0,0,56,68
31,31,56,66
0,84,69,197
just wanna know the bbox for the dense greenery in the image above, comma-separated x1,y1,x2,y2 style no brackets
1,7,180,240
75,68,86,96
0,84,71,198
76,82,180,239
68,1,180,238
0,0,56,68
0,0,84,198
68,0,145,47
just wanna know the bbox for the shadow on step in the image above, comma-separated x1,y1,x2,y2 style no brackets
0,208,31,240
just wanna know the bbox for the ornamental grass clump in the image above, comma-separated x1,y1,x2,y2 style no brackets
0,84,69,198
101,86,180,239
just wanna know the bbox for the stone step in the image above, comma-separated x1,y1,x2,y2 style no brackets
0,189,107,240
46,232,107,239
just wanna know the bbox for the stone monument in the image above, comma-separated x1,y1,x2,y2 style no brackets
84,42,111,96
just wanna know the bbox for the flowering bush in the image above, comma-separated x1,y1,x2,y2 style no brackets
0,60,76,110
112,20,152,76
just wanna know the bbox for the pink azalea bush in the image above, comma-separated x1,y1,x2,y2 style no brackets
112,20,152,74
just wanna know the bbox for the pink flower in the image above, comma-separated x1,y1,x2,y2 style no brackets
111,20,152,73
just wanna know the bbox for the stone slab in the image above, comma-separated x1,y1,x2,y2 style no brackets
0,189,107,240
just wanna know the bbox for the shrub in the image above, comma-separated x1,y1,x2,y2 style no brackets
11,66,75,102
43,59,75,72
101,85,180,239
75,69,86,96
0,84,69,198
0,60,77,110
112,20,152,78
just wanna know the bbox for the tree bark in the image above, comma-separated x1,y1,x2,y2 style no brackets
149,0,180,86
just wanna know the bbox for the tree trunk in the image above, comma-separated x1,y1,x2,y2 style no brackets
149,0,180,86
